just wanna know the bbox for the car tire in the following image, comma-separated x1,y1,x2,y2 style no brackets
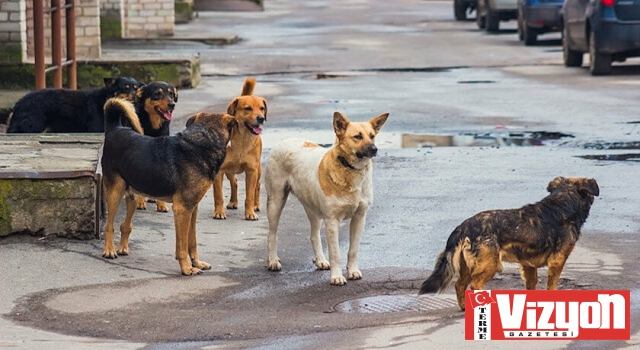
486,8,500,32
454,0,467,21
589,32,612,75
476,1,486,29
517,7,524,41
523,25,538,46
562,24,583,67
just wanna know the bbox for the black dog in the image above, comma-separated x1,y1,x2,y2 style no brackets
101,97,237,275
419,177,599,310
7,76,141,133
131,81,179,212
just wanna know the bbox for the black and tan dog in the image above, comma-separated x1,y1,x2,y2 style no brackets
213,78,267,220
419,177,599,310
100,98,236,275
7,76,141,133
131,81,179,212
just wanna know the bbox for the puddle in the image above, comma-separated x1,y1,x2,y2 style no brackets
583,141,640,150
401,131,573,148
457,80,496,84
577,153,640,162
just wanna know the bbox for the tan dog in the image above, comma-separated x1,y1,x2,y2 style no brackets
265,111,389,285
213,78,267,220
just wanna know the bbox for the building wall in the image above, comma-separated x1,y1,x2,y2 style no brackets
0,0,27,63
122,0,174,38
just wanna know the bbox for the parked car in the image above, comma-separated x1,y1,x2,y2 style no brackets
561,0,640,75
454,0,477,21
476,0,518,32
517,0,563,45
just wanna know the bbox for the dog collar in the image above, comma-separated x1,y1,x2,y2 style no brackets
337,156,357,170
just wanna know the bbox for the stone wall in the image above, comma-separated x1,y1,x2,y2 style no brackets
122,0,174,38
24,0,101,62
0,0,27,63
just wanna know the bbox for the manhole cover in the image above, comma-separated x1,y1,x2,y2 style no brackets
333,294,458,313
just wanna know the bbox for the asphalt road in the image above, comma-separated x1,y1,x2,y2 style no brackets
2,0,640,349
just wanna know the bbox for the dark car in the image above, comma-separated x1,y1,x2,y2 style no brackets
561,0,640,75
476,0,518,32
454,0,477,21
517,0,563,45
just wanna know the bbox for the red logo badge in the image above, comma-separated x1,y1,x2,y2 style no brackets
465,290,630,340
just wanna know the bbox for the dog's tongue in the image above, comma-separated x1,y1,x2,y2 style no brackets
162,110,173,121
251,125,263,135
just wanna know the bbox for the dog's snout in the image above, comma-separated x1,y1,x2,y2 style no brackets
368,144,378,157
168,102,176,110
257,115,265,124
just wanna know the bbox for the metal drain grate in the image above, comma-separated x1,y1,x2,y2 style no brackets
333,294,458,314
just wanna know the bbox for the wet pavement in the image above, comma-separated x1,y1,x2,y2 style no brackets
2,0,640,349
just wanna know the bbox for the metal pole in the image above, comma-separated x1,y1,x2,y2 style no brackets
65,0,76,89
51,0,63,88
33,0,46,89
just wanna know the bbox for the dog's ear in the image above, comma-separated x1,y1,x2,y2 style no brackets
262,98,268,121
580,178,600,197
333,111,350,136
135,87,144,102
547,176,566,193
186,113,202,127
369,113,389,134
227,98,239,116
104,78,116,88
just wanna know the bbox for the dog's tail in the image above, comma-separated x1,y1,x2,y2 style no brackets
241,77,256,96
104,97,143,134
419,234,467,295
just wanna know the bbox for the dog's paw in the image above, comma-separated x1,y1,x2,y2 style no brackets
245,212,259,221
193,260,211,270
213,211,227,220
267,259,282,271
102,249,118,259
254,206,260,212
181,267,203,276
147,198,156,203
116,247,129,256
348,269,363,280
314,259,330,270
156,202,169,212
226,203,238,210
330,275,347,286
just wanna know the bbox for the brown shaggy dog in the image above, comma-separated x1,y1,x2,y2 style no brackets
419,177,599,310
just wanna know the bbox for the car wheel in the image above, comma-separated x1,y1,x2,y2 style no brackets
523,25,538,46
476,1,486,29
562,24,583,67
486,8,500,32
454,0,467,21
517,12,524,41
589,32,612,75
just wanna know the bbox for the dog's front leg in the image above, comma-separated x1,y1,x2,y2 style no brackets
213,173,227,219
347,211,366,280
188,204,210,271
173,203,201,275
325,219,346,285
244,168,260,220
546,246,573,289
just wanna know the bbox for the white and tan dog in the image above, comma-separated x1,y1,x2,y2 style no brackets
265,111,389,285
